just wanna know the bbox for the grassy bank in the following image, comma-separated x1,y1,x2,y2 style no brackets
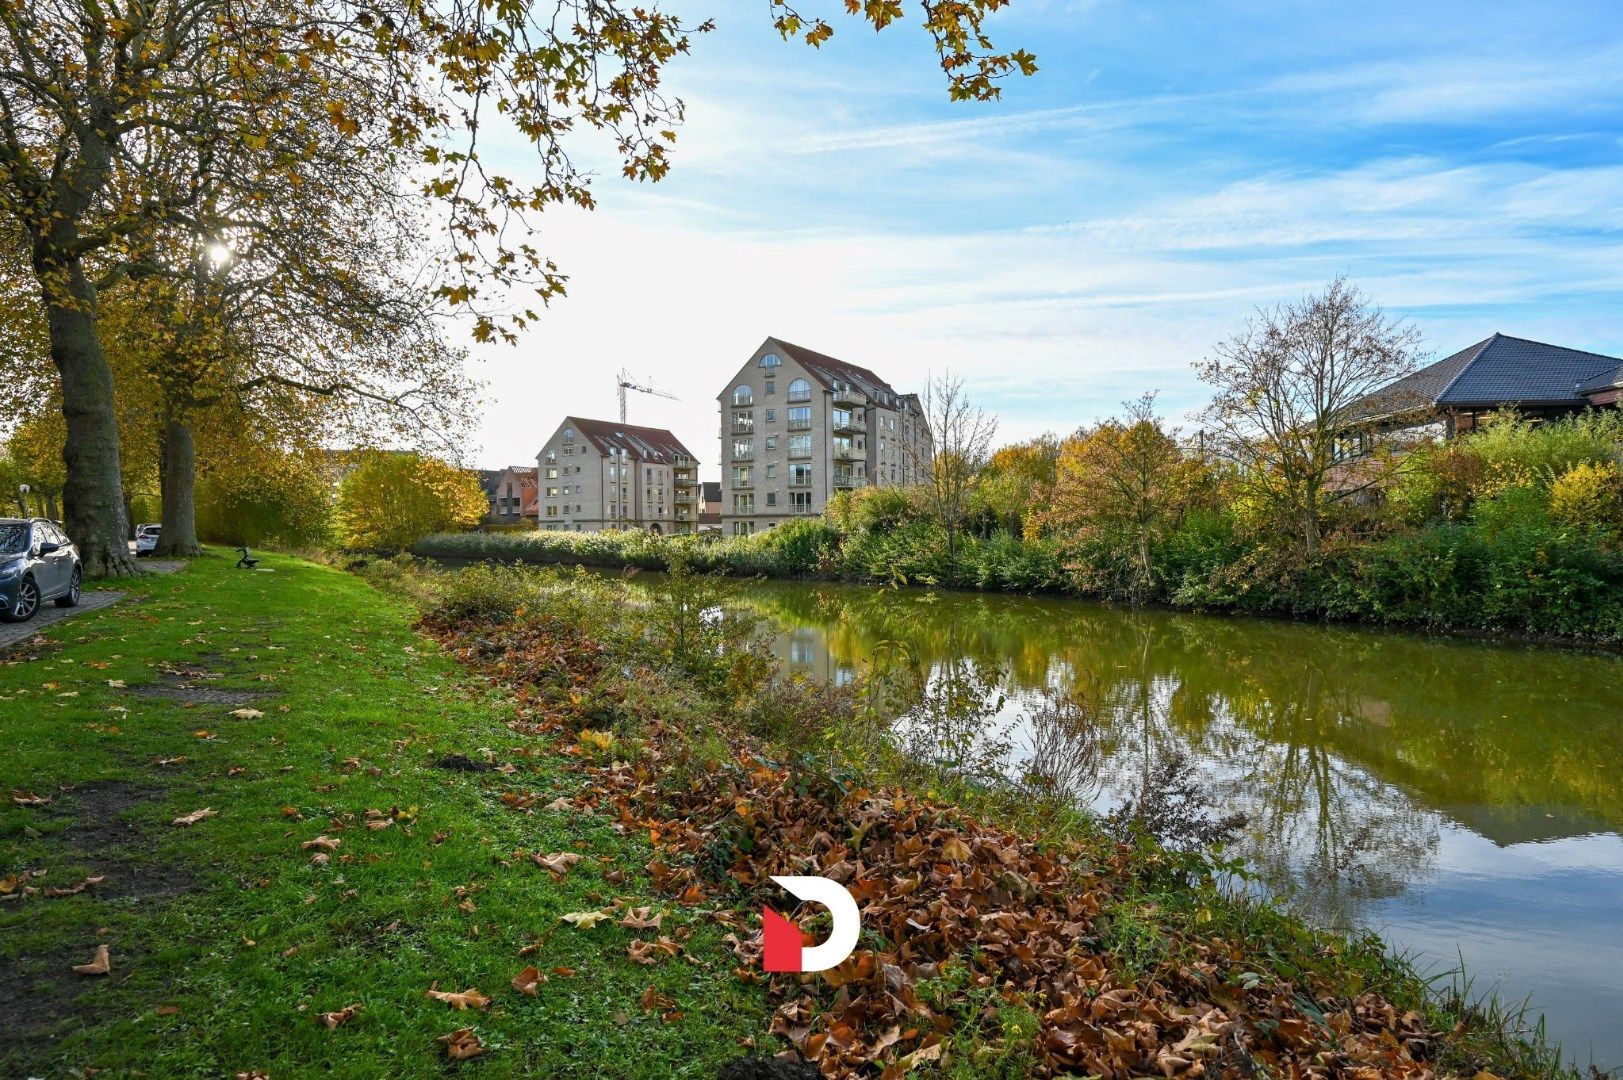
0,551,1584,1077
0,551,769,1077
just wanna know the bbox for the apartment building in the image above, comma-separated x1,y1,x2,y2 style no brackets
535,417,701,533
717,337,931,535
481,465,538,524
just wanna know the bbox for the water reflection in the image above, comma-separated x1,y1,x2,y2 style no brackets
733,579,1623,1070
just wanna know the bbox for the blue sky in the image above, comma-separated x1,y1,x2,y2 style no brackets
472,0,1623,471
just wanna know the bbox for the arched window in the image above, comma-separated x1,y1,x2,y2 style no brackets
759,353,781,368
732,384,754,406
787,378,812,403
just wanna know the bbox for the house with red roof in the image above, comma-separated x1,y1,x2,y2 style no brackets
534,417,701,534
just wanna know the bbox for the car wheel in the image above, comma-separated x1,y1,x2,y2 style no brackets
55,568,82,609
2,577,40,623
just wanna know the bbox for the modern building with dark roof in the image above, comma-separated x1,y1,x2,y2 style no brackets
534,417,700,533
1351,333,1623,436
716,337,932,535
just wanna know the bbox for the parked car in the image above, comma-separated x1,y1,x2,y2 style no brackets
0,519,82,623
135,524,161,557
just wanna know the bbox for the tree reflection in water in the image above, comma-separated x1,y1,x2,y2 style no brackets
737,579,1623,930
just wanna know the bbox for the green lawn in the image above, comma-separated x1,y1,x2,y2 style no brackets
0,550,771,1077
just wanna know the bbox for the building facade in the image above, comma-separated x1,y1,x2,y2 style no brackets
717,337,930,535
483,466,538,524
535,417,700,533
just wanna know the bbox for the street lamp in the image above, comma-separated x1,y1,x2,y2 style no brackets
16,483,28,517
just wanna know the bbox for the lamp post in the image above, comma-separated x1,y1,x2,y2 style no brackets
16,484,28,517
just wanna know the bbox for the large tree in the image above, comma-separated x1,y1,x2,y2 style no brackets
1195,278,1424,554
0,0,1034,575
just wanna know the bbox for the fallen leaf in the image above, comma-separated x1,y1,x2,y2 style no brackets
107,680,126,689
11,790,51,807
73,944,111,976
301,835,341,852
438,1027,484,1060
531,852,581,878
619,907,663,930
231,708,264,720
426,985,491,1011
510,965,545,995
560,909,613,929
318,1003,362,1029
542,797,574,812
171,807,218,827
155,1004,181,1016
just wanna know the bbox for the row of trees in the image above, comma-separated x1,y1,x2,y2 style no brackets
1,0,1033,573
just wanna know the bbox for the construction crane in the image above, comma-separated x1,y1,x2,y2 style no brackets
617,368,679,424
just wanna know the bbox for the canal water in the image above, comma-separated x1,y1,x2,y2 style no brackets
730,578,1623,1071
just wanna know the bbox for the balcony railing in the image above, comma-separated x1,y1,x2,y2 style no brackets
731,421,754,434
831,413,865,433
670,454,697,468
833,389,866,408
731,477,752,489
674,491,694,504
832,470,862,488
674,509,692,522
731,450,753,461
786,389,813,403
786,418,811,432
832,444,860,461
672,470,697,487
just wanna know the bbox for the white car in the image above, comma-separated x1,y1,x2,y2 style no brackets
135,524,161,556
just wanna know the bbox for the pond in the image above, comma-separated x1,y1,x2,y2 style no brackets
729,577,1623,1072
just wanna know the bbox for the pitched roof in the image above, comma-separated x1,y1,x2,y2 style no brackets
1577,364,1623,396
1354,333,1623,419
701,481,721,502
767,337,903,407
563,417,696,464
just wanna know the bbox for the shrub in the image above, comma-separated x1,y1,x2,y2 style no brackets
1549,461,1623,537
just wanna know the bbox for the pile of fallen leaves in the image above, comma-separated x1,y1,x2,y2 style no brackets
427,613,1451,1079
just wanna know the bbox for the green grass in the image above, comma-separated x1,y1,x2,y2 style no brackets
0,549,772,1077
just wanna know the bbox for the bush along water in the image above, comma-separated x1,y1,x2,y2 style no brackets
413,411,1623,643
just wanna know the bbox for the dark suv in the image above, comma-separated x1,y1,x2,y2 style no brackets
0,519,83,623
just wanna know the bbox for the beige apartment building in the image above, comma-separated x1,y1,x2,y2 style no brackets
535,416,701,534
717,337,930,535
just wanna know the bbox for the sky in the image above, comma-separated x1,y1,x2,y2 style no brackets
467,0,1623,476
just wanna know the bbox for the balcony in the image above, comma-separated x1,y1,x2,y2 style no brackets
672,469,697,487
786,389,813,404
731,421,754,435
674,509,692,522
833,389,866,408
832,443,861,462
786,418,811,432
731,477,752,489
833,470,863,488
831,412,865,434
674,491,695,505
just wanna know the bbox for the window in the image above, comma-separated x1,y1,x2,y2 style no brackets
545,467,558,479
731,410,754,433
765,434,778,450
732,493,754,514
733,439,753,459
731,465,752,488
765,464,776,479
732,384,753,406
789,463,812,487
791,491,813,514
787,405,811,430
764,378,775,395
787,378,812,403
765,408,776,422
545,505,559,517
759,353,781,368
544,449,557,463
546,486,559,497
788,434,812,457
765,492,777,507
732,521,753,537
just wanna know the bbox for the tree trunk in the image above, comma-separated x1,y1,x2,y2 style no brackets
40,259,138,577
156,416,203,557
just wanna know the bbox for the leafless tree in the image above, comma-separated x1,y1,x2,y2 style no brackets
1195,278,1425,553
907,372,998,564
